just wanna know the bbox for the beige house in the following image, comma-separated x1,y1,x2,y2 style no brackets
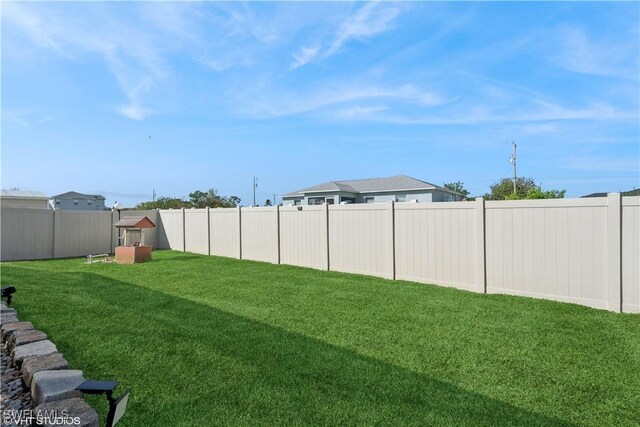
0,189,51,209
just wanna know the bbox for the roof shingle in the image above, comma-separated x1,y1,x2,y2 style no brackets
283,175,446,197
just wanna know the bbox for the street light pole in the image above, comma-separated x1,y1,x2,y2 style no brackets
510,142,517,195
253,177,258,206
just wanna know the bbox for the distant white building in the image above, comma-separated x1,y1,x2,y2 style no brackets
282,175,465,206
0,189,51,209
51,191,107,211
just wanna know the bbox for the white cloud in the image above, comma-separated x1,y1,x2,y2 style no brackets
290,2,403,69
327,2,400,56
552,25,638,79
118,103,152,121
291,46,320,69
3,2,234,121
243,83,448,117
333,105,389,118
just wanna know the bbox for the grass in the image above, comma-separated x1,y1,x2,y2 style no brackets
1,250,639,426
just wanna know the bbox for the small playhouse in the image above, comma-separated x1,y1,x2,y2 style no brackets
113,216,156,264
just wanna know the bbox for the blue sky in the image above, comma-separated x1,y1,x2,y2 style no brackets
2,1,639,207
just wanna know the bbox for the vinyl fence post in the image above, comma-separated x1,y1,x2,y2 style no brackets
182,207,186,252
475,198,487,293
52,209,57,259
206,207,211,256
110,210,115,254
387,201,395,280
275,205,281,264
325,202,330,271
238,206,243,260
607,193,622,312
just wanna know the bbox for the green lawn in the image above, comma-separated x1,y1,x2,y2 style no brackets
1,250,639,426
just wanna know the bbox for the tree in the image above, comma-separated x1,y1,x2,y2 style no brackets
485,177,565,200
522,188,566,200
188,188,241,208
227,196,241,207
135,197,190,210
264,199,272,206
135,189,241,209
443,181,470,198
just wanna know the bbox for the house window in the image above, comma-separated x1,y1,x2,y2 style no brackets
308,197,325,205
55,200,60,205
294,200,301,206
396,195,407,202
73,199,79,205
364,197,374,204
325,198,334,205
87,201,92,206
341,197,355,204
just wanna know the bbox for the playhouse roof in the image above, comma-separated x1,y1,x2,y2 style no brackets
113,216,156,229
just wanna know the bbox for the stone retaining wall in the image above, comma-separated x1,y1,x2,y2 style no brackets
1,301,99,427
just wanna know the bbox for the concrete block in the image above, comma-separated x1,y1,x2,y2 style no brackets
1,321,33,341
31,370,84,406
12,340,57,363
1,307,17,316
1,313,18,326
7,329,47,353
33,397,99,427
22,352,68,387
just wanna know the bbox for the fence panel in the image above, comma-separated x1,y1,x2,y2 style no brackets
485,198,609,309
241,207,278,263
210,208,240,258
328,203,393,279
185,209,209,255
54,211,113,258
279,205,328,270
394,202,478,291
622,196,640,313
0,208,54,261
2,196,639,314
157,210,184,250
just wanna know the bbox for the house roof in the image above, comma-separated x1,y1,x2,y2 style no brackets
582,189,640,198
581,192,608,198
113,216,156,229
52,191,106,200
283,175,459,197
1,189,49,200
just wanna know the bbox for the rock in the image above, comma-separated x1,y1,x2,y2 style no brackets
7,329,47,353
1,321,33,341
1,307,17,316
22,353,68,387
12,340,57,363
1,313,18,326
33,398,99,427
31,370,84,406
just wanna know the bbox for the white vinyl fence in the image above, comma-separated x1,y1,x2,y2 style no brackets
1,195,638,313
1,209,159,261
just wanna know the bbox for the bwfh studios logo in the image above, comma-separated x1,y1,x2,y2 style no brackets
2,409,81,425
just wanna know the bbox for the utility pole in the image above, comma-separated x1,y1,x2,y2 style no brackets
253,177,258,206
509,142,517,195
152,189,156,202
273,193,276,206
